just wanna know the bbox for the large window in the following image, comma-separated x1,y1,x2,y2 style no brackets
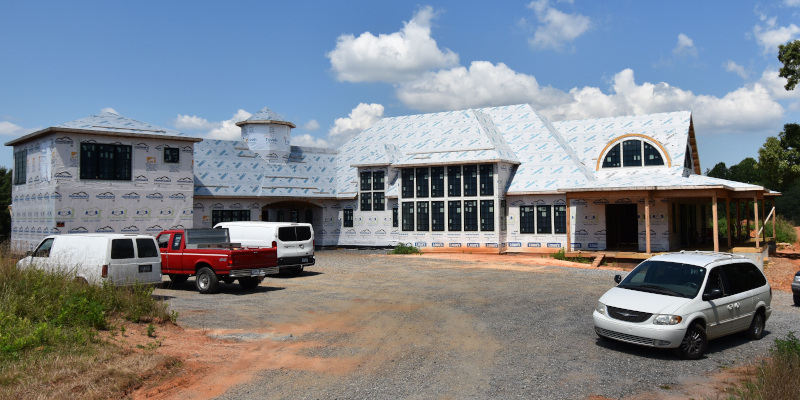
602,138,666,169
431,167,444,197
392,207,398,227
479,165,493,196
360,170,385,211
373,192,385,211
416,168,429,198
432,201,445,231
463,165,478,196
480,200,494,231
537,206,552,234
464,200,478,231
164,147,180,164
416,202,429,231
520,206,536,233
360,171,372,191
373,171,385,190
447,166,461,196
622,140,642,167
80,143,132,180
13,149,26,185
448,201,462,231
602,144,621,168
360,193,372,211
554,205,567,234
402,169,414,198
643,142,664,166
402,202,414,231
212,210,251,226
343,209,354,227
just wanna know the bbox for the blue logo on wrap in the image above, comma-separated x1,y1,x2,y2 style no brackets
69,226,89,234
123,192,140,200
146,193,163,200
96,192,115,200
69,192,89,200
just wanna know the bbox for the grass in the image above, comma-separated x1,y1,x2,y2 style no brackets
550,248,592,264
392,242,422,254
723,332,800,400
0,245,176,398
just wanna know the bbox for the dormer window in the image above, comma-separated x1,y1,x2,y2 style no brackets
600,136,667,169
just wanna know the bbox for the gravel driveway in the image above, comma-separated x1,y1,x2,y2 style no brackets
154,250,800,399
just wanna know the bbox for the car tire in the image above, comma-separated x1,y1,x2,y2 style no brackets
745,310,766,340
169,274,189,284
239,277,260,290
794,293,800,306
195,267,219,294
673,323,707,360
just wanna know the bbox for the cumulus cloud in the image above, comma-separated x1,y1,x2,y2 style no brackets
327,6,459,83
526,0,591,51
0,121,25,136
329,103,384,146
753,14,800,55
673,33,698,57
301,119,320,130
291,133,330,148
206,109,252,140
724,60,749,79
101,107,119,114
173,114,214,130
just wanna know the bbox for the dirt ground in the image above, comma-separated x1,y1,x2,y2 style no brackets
122,249,800,400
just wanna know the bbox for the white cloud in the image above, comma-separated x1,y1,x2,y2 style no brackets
291,133,330,148
724,60,749,79
785,0,800,6
173,114,214,130
101,107,119,114
753,14,800,55
327,6,459,83
526,0,591,51
0,121,25,136
205,109,252,140
329,103,384,147
301,119,320,130
757,68,800,103
673,33,698,58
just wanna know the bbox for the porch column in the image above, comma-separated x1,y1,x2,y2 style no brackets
754,197,760,248
735,200,741,239
645,193,651,254
712,194,719,252
566,194,571,252
726,196,731,249
762,199,767,243
745,201,750,239
772,200,777,241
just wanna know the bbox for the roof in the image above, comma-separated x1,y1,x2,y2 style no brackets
5,112,200,146
235,106,296,128
560,171,766,192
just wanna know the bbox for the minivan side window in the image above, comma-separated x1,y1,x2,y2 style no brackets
723,263,766,294
137,238,159,258
33,238,55,257
704,268,728,297
111,239,135,259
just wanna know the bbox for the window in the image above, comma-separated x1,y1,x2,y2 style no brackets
643,142,664,166
417,202,429,231
402,169,414,198
33,238,54,257
723,263,767,294
13,149,26,185
171,234,182,250
480,200,494,231
520,206,536,234
212,210,250,226
360,171,372,191
392,207,398,227
622,140,642,167
431,167,444,197
448,201,462,231
111,239,135,259
432,201,445,231
373,192,385,211
136,238,159,258
447,166,461,196
537,205,552,234
305,209,313,223
343,209,354,227
416,168,429,198
479,165,493,196
602,144,621,168
402,202,414,231
464,200,478,231
80,143,132,180
164,147,180,164
361,193,372,211
157,234,170,249
463,165,477,196
373,171,385,190
554,205,567,234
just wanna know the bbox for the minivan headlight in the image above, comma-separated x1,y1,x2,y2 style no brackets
595,301,606,315
653,315,682,325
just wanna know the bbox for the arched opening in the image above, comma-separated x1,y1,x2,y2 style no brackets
262,201,320,224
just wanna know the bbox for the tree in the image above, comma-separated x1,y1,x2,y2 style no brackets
706,162,731,180
729,157,761,184
779,39,800,91
758,123,800,191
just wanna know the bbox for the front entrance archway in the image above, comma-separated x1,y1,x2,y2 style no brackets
606,204,638,251
262,201,319,224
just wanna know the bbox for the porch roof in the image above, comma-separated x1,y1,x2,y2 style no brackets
559,171,767,193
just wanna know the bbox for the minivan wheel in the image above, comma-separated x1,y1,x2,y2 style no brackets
239,277,260,290
745,311,765,340
673,323,707,360
195,267,219,294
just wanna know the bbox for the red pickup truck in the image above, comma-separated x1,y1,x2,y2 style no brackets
156,228,278,294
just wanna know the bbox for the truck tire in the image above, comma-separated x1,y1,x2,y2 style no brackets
195,267,219,294
239,277,260,290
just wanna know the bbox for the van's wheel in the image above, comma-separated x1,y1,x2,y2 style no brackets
169,274,188,284
672,323,707,360
239,277,260,290
745,310,766,340
195,267,219,294
292,266,304,276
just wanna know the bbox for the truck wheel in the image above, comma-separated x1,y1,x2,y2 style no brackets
292,266,304,276
195,267,219,294
169,274,189,284
239,277,260,290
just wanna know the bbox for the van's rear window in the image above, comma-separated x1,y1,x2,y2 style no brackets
136,238,159,258
296,226,312,241
111,239,135,259
278,226,312,242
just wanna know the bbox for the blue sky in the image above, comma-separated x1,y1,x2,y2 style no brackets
2,0,800,173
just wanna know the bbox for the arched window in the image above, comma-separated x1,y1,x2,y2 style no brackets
599,136,667,169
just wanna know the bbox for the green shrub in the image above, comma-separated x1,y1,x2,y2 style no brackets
392,243,422,254
765,215,798,244
550,248,591,264
725,332,800,399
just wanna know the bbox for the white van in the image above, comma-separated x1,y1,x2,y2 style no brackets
17,234,163,286
213,221,315,275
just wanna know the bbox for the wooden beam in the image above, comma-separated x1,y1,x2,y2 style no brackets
772,202,777,241
712,194,719,252
754,198,760,248
645,193,651,254
726,196,731,249
566,194,571,252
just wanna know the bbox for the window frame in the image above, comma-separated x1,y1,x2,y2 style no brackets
480,200,494,231
79,142,132,181
447,166,461,197
415,167,429,198
212,210,251,226
401,202,414,231
164,147,180,164
431,201,445,231
448,200,462,231
401,169,415,198
431,167,444,197
463,165,478,196
416,201,429,231
343,209,354,228
520,206,536,234
479,165,493,196
13,149,27,185
536,205,552,234
464,200,478,231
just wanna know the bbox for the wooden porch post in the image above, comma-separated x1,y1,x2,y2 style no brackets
762,199,767,243
645,193,651,254
726,196,731,249
753,197,760,248
735,200,741,240
772,200,777,241
712,194,719,252
565,194,571,252
745,201,750,239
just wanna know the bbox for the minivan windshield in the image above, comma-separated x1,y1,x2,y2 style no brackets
618,260,706,298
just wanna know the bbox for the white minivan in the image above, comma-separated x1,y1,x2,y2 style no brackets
593,251,771,359
213,221,315,275
17,233,163,286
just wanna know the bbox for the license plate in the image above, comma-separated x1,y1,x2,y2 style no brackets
251,269,261,276
138,265,152,273
302,258,308,263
